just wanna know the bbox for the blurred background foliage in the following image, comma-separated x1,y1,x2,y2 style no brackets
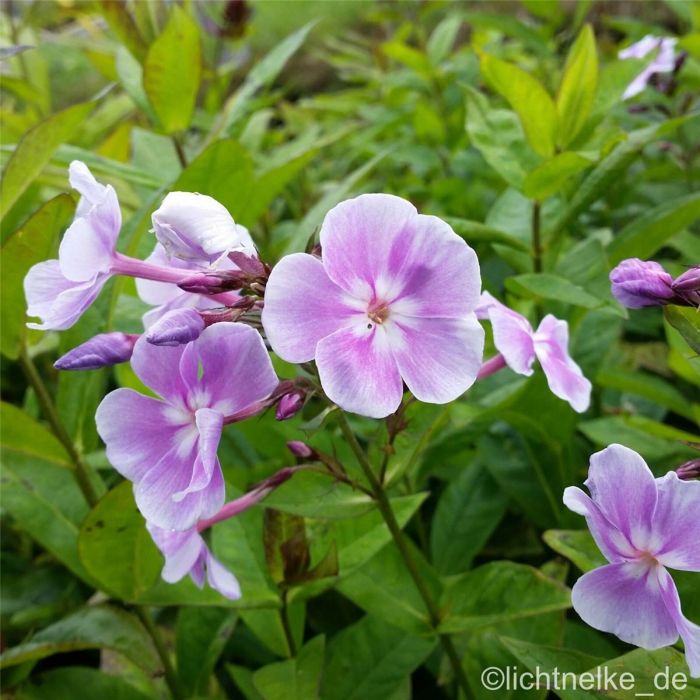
1,1,699,699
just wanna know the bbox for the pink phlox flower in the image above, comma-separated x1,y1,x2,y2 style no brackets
96,323,278,530
564,444,700,677
618,35,678,99
476,291,591,412
262,193,485,418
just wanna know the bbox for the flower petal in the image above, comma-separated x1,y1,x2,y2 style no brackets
319,193,417,299
651,472,700,571
658,566,700,677
562,486,637,562
193,323,279,415
571,561,679,649
585,444,658,551
488,304,536,376
389,314,484,404
262,253,360,363
95,388,185,483
205,550,242,600
146,523,204,583
534,315,591,413
316,323,403,418
59,214,115,281
173,408,224,502
25,260,108,331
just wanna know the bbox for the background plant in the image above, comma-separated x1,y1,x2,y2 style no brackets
1,1,699,699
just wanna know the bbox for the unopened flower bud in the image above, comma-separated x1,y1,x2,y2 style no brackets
228,250,268,278
671,266,700,307
287,441,315,459
610,258,675,308
177,270,247,294
275,390,305,421
677,459,700,481
146,308,205,346
152,192,255,264
54,332,138,370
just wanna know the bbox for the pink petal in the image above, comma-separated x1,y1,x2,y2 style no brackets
95,389,185,483
205,550,242,600
320,193,417,300
571,561,679,649
172,408,224,502
316,323,403,418
488,304,536,377
193,324,279,415
563,486,638,562
658,566,700,677
534,315,591,412
652,472,700,571
585,444,658,552
389,314,484,404
59,216,114,281
25,260,108,331
69,161,110,217
147,524,204,583
261,253,360,363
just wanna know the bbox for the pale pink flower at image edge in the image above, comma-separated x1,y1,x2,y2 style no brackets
618,35,678,99
564,444,700,677
262,193,485,419
95,323,278,531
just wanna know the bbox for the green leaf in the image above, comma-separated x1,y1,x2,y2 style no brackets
427,15,461,64
522,152,593,200
17,667,154,700
444,217,530,252
0,605,160,673
665,305,700,355
464,86,539,189
556,24,598,148
77,481,161,600
607,192,700,265
439,562,571,634
143,6,201,134
480,53,557,158
176,607,238,697
1,101,93,214
320,616,435,700
506,273,602,308
115,47,158,125
263,509,310,585
98,0,148,63
430,463,508,574
252,636,325,700
542,530,606,573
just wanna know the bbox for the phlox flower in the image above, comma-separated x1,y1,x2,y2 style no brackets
262,193,484,418
610,258,676,308
619,35,677,99
147,524,241,600
476,292,591,412
96,323,278,530
564,444,700,677
25,162,121,330
152,191,255,263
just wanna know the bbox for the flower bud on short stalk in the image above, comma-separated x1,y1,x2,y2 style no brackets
677,459,700,481
54,332,138,370
287,441,316,459
276,390,306,421
610,259,676,308
146,307,206,346
672,266,700,307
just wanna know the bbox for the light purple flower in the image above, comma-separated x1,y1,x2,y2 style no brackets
152,192,255,264
476,292,591,412
564,444,700,677
55,332,138,370
610,258,675,308
25,162,121,330
95,323,278,530
147,524,241,600
619,35,677,99
261,194,484,418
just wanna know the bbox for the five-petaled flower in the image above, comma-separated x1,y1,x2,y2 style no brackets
476,292,591,412
564,444,700,677
96,323,278,530
262,193,485,418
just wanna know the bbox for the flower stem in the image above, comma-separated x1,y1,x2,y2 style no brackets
532,201,542,274
135,607,183,700
336,412,474,700
19,347,99,506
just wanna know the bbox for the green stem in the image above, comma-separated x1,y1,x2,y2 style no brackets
532,200,542,274
19,347,99,506
336,413,474,700
280,590,297,657
172,136,188,169
135,607,183,700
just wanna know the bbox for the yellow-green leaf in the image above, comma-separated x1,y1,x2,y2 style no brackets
523,151,593,200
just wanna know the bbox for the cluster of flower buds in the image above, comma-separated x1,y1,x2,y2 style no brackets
610,258,700,309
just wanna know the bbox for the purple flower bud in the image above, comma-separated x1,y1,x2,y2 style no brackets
228,250,268,278
677,458,700,481
287,441,315,459
672,266,700,292
177,270,248,295
54,332,137,370
610,258,675,308
145,307,205,346
275,390,305,421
